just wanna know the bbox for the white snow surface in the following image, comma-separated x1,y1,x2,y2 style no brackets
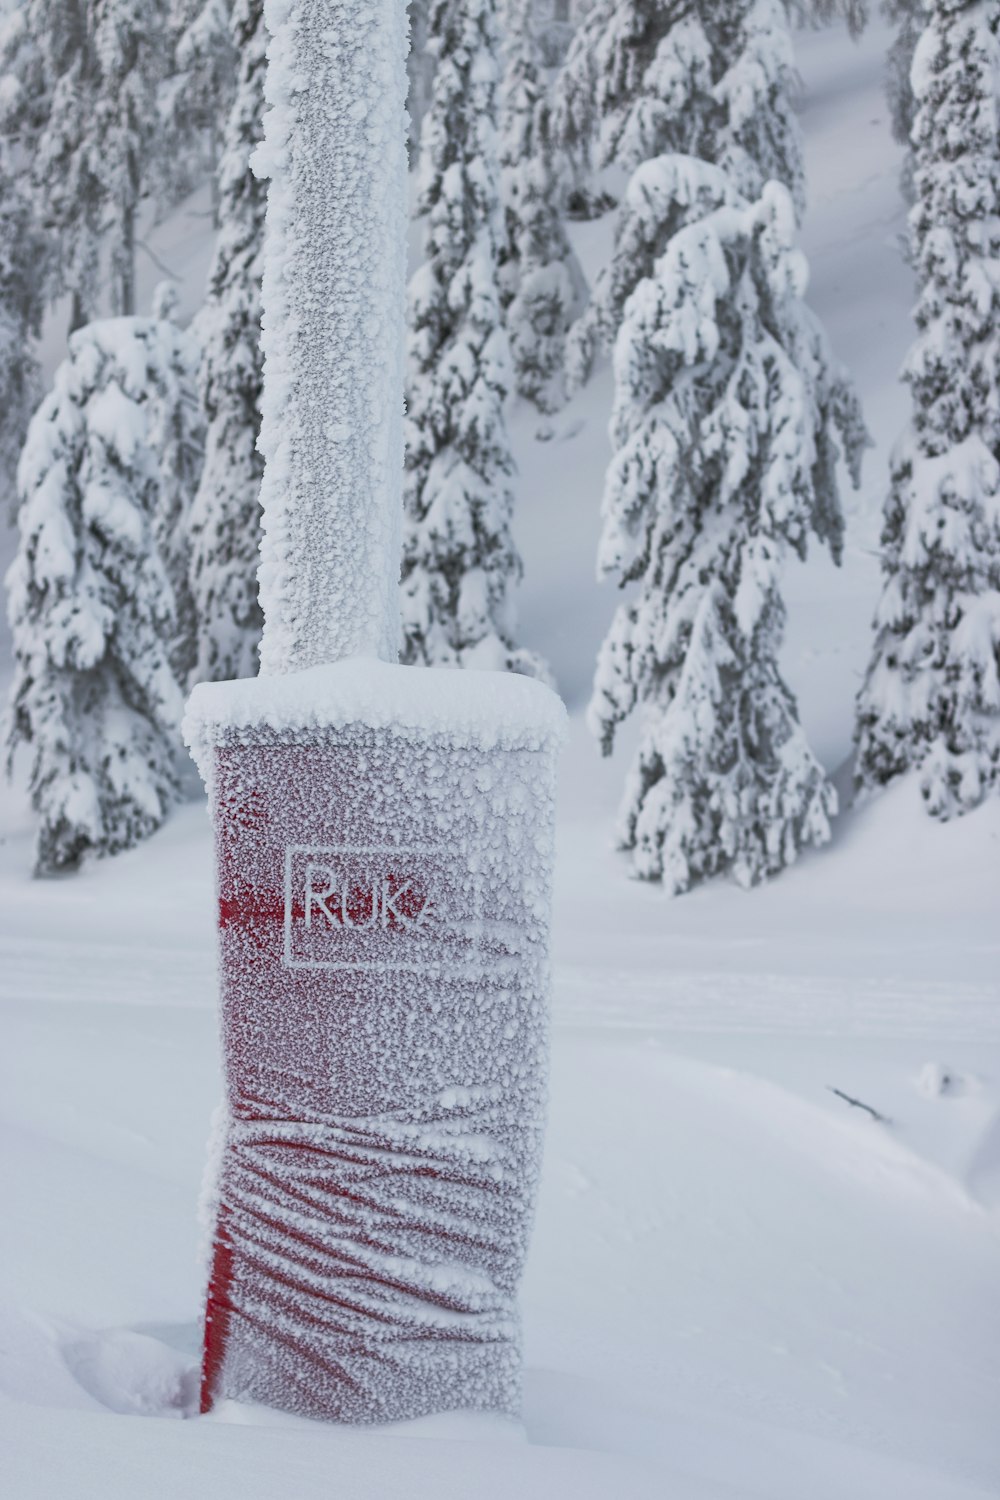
1,14,999,1500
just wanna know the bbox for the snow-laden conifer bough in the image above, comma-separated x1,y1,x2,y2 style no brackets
184,0,565,1425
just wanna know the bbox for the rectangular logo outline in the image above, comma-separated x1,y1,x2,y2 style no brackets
282,843,487,973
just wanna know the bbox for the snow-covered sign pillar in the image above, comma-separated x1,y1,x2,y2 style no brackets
184,0,565,1426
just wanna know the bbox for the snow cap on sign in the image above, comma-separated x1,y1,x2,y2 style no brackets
184,658,567,780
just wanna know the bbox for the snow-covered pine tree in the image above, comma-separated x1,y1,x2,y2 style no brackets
0,0,168,325
187,0,266,686
498,0,544,309
0,1,100,328
787,0,869,36
884,0,922,197
0,145,45,518
553,0,800,201
5,318,194,874
533,0,575,67
166,0,236,221
555,0,805,390
547,0,615,187
589,159,868,892
401,0,542,674
855,0,1000,817
499,0,580,412
148,282,205,685
91,0,168,316
407,0,436,155
505,100,581,412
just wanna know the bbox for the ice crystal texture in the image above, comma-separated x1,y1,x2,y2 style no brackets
253,0,409,673
185,661,566,1422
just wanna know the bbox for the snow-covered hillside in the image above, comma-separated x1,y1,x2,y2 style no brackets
1,15,998,1500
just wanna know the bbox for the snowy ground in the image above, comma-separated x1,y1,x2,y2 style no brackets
2,17,999,1500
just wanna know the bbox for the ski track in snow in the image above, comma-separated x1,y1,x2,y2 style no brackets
2,933,997,1040
0,939,214,1009
553,967,1000,1040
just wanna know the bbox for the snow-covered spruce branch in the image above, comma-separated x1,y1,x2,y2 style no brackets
589,161,868,893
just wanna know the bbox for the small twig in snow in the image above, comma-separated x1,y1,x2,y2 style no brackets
827,1086,891,1125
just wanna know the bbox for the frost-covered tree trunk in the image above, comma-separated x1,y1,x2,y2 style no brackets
187,0,266,685
5,318,195,875
499,0,581,413
855,0,1000,817
402,0,542,675
555,0,805,390
590,161,868,892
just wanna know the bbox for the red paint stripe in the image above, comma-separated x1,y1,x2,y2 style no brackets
199,1205,235,1415
218,892,304,930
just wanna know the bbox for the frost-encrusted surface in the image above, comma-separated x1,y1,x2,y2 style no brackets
185,657,567,784
193,708,560,1422
253,0,409,671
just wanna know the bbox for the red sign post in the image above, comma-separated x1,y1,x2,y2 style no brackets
188,666,562,1422
185,0,564,1425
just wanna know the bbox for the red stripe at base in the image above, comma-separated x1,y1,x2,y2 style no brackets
200,1205,235,1415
